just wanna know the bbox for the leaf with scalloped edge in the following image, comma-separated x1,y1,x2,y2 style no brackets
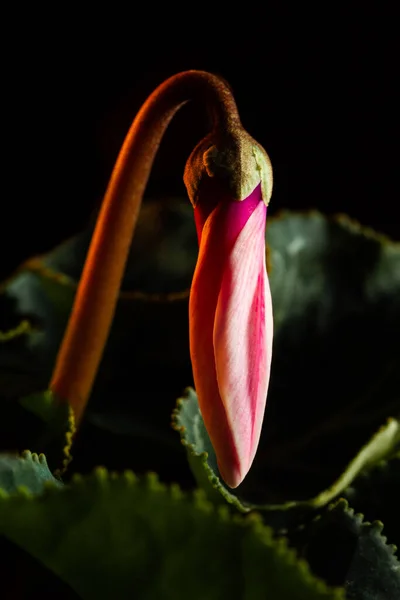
0,468,345,600
289,498,400,599
344,452,400,548
0,451,62,494
0,389,75,475
173,388,400,529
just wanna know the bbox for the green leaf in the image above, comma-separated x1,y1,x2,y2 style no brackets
0,450,62,494
261,212,400,502
0,469,344,600
344,452,400,548
0,390,75,474
290,498,400,599
0,264,76,398
173,388,400,527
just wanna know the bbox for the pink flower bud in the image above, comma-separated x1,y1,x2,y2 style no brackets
187,137,274,487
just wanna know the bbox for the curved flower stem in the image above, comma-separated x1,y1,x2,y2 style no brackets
49,70,241,425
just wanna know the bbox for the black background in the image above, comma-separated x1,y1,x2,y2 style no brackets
1,9,398,281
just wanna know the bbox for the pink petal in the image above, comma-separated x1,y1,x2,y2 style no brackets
213,200,273,487
189,184,273,488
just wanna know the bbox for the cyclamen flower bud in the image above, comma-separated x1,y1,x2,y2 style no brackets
185,130,273,488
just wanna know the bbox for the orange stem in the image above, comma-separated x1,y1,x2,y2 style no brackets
49,70,241,425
